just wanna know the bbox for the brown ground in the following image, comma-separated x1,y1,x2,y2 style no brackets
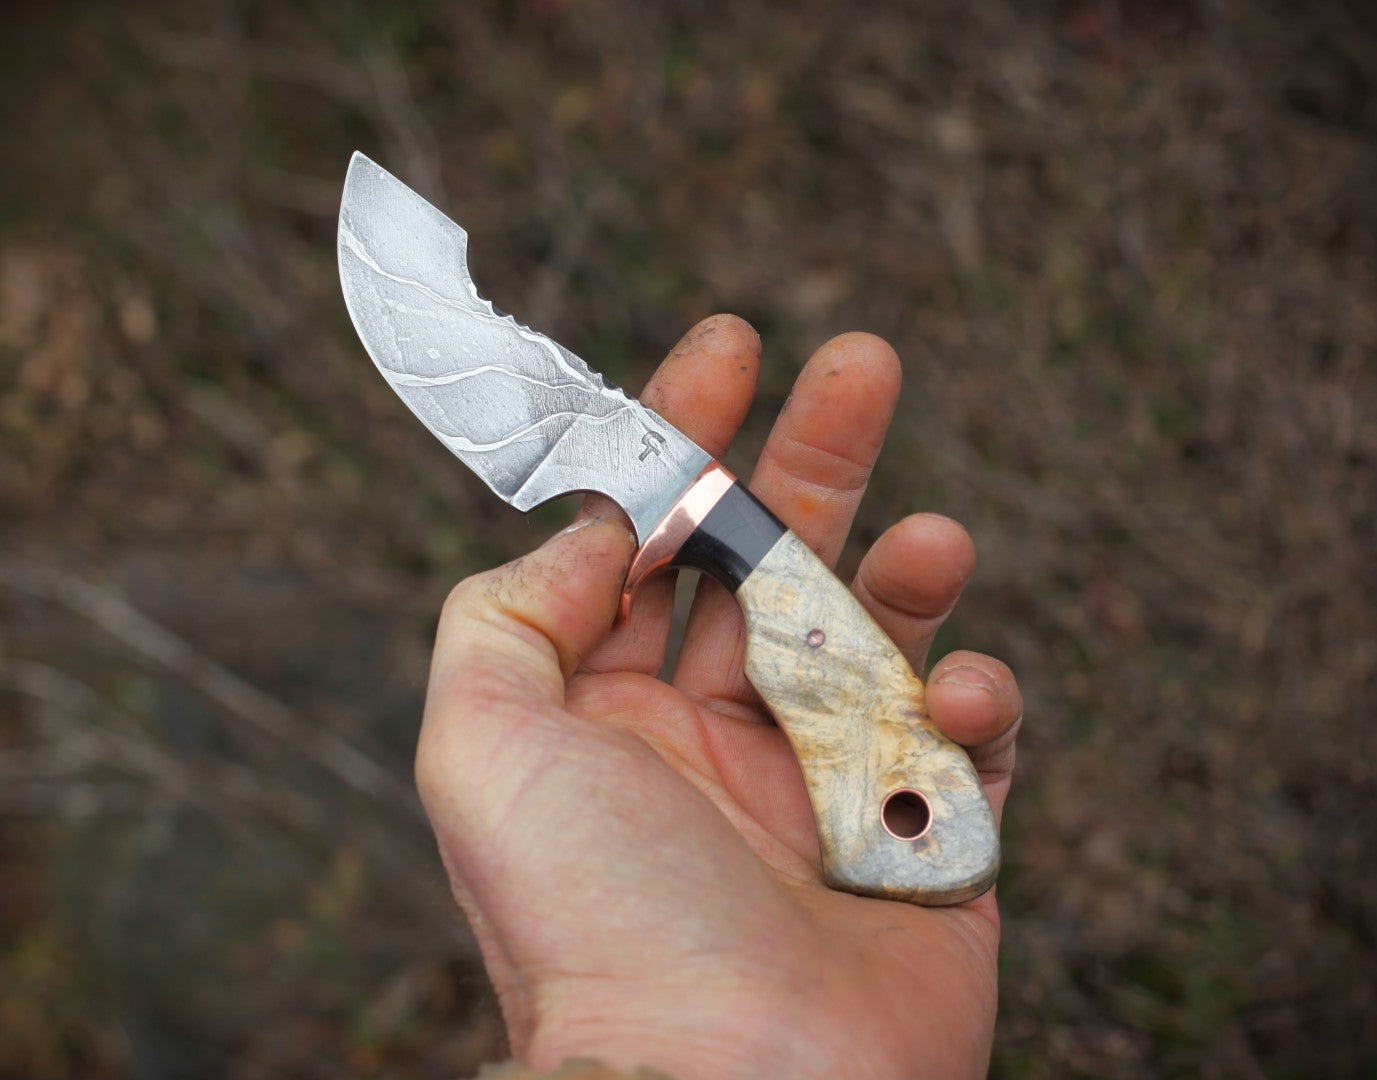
1,1,1374,1076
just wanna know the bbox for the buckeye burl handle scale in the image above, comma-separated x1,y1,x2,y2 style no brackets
624,463,1000,906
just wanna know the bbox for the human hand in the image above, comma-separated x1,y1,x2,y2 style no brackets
416,316,1022,1079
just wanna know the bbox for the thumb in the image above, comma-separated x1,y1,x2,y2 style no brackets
416,515,634,886
416,516,635,827
425,516,636,714
413,515,635,1039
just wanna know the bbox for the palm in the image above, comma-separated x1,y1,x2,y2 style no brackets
417,317,1021,1078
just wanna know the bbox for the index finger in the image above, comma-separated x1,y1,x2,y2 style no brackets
577,314,761,677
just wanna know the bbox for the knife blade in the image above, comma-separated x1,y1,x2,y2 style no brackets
338,152,999,905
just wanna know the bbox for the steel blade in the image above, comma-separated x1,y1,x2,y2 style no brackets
338,153,710,541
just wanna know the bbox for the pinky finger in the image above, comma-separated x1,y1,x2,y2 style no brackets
925,650,1022,814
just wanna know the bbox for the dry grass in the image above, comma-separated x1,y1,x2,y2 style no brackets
1,1,1374,1076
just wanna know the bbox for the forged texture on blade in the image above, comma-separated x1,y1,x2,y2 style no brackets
337,154,711,542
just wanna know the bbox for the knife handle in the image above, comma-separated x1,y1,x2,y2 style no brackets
635,469,1000,905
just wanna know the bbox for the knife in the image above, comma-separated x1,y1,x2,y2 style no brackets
337,152,999,905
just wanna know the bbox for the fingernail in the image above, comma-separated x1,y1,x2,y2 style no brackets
559,514,604,536
551,515,634,545
932,664,998,695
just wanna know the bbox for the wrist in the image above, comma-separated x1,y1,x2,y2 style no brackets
517,951,828,1079
512,913,996,1080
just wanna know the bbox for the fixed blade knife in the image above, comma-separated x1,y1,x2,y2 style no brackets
338,152,999,905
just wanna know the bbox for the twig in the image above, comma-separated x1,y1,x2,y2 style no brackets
0,552,423,821
1,656,456,919
0,656,321,829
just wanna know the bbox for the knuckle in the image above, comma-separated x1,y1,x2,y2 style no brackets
441,574,483,619
413,726,448,804
440,564,521,631
777,432,874,495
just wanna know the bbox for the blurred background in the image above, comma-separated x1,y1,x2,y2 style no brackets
1,0,1374,1076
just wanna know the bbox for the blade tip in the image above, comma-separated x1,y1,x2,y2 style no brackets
344,150,382,189
340,153,389,243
